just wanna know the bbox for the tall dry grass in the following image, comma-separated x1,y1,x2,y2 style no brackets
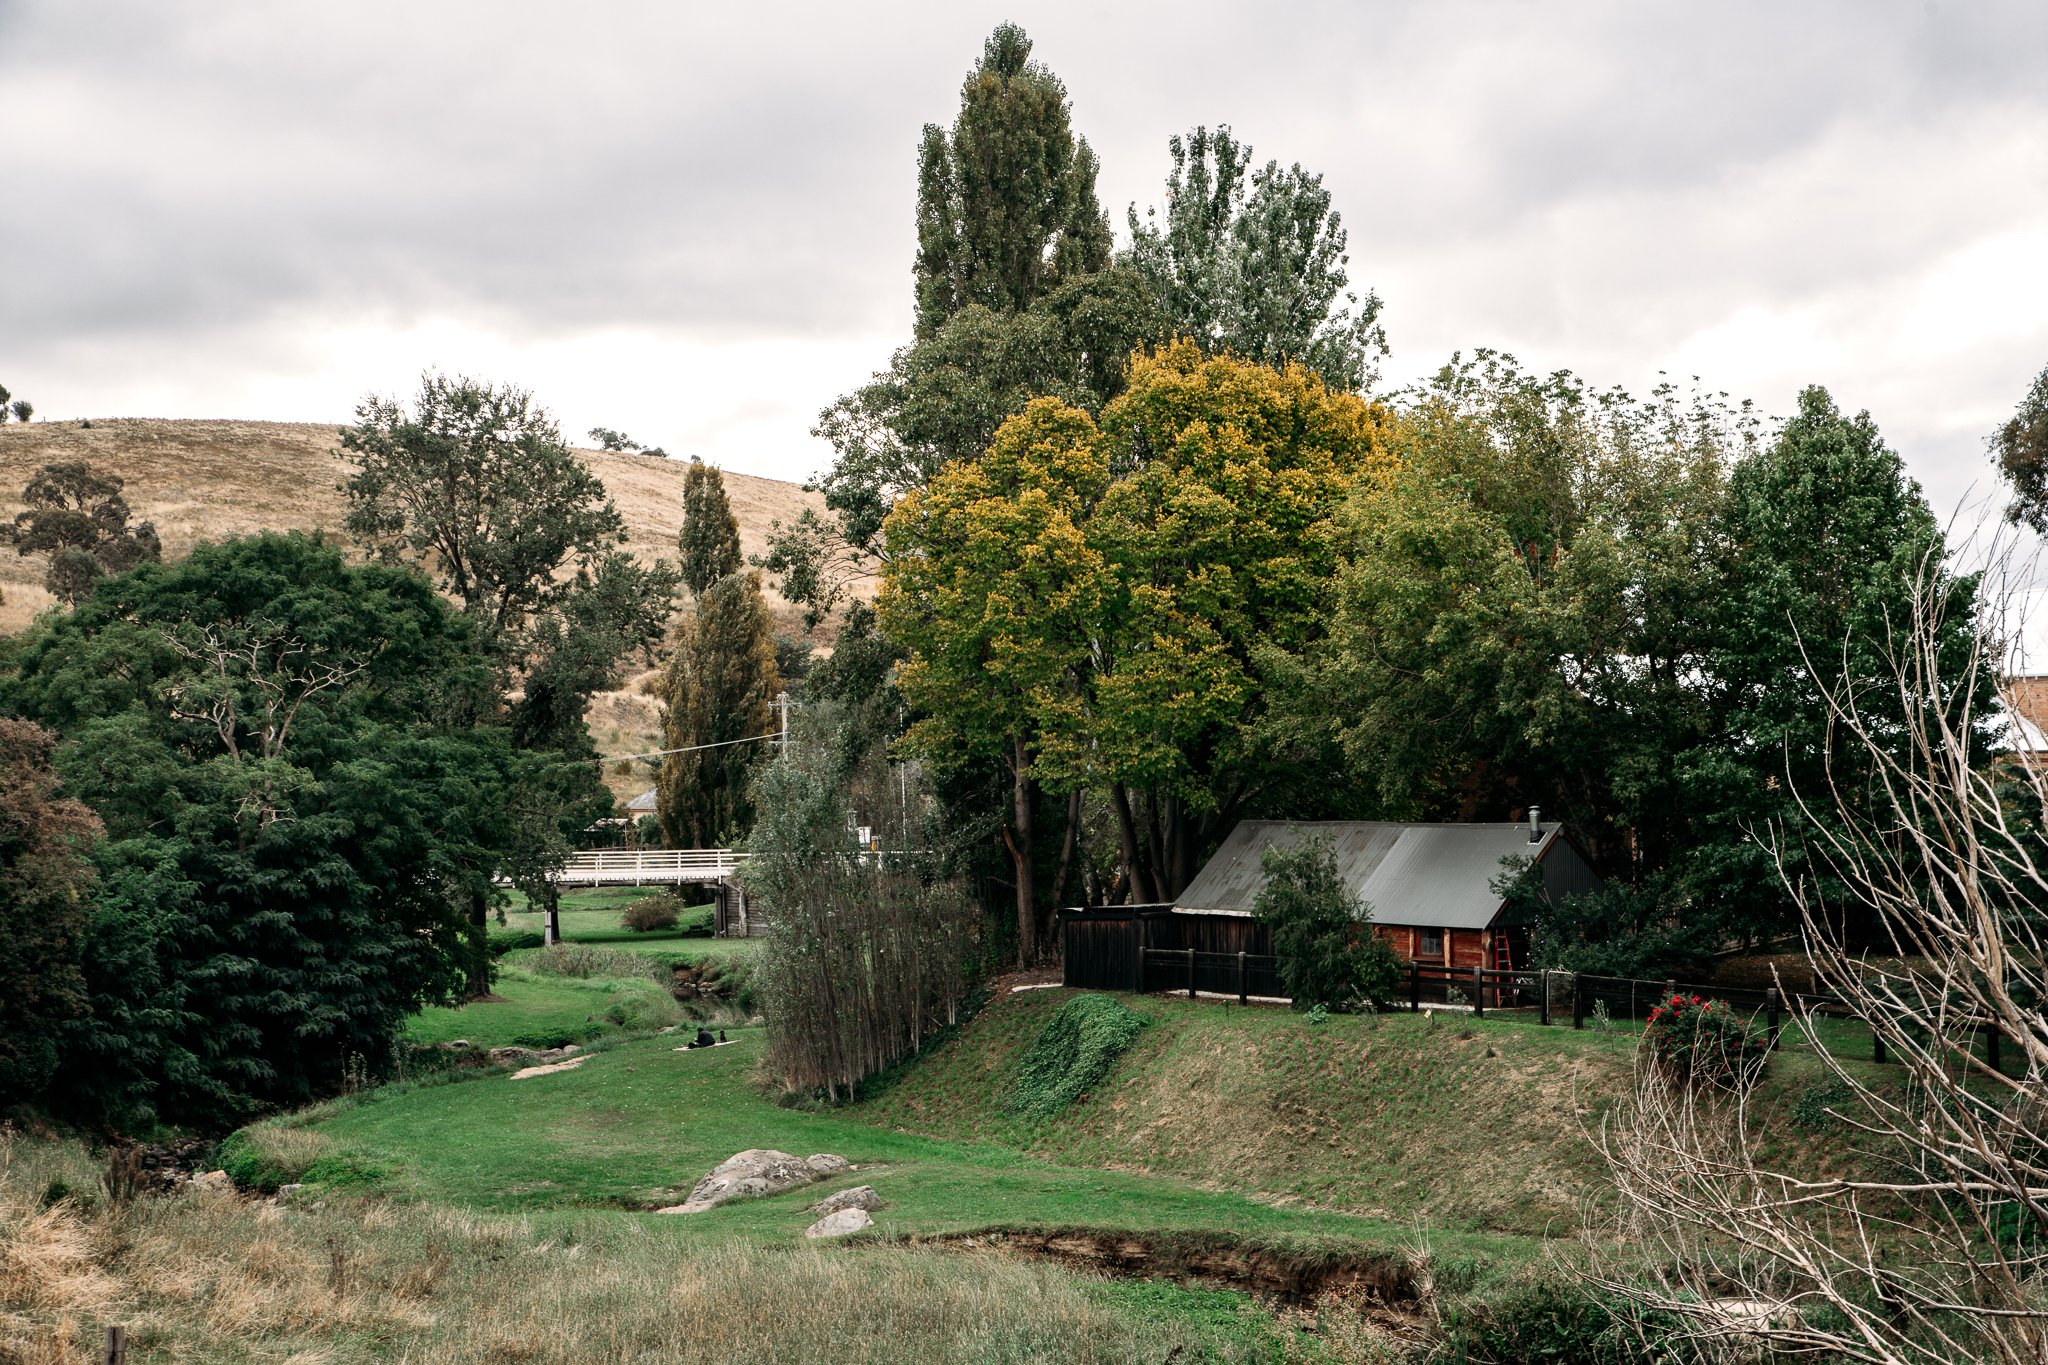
0,1134,1220,1364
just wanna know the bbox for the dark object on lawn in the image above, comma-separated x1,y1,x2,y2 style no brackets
688,1027,717,1049
719,1029,728,1043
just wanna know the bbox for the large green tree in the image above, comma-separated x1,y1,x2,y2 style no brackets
1994,361,2048,534
338,373,674,944
1322,353,1739,878
338,372,679,733
767,28,1157,628
2,534,523,1127
1682,385,1988,948
881,398,1108,958
913,23,1110,340
1127,125,1386,392
0,718,97,1111
884,344,1393,948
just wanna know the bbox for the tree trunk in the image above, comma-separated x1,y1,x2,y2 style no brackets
1112,784,1155,904
465,886,492,999
1010,738,1037,963
1051,788,1082,910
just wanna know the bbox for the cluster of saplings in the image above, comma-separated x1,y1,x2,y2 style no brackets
0,379,714,1133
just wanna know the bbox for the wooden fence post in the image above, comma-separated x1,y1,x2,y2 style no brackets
103,1326,127,1365
1237,951,1248,1007
1765,987,1781,1047
1410,960,1420,1013
1472,963,1485,1018
1872,1024,1887,1066
1572,973,1585,1029
1987,1023,2003,1074
1539,970,1551,1027
1186,947,1197,1001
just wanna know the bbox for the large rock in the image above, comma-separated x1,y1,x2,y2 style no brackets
805,1153,851,1177
811,1185,883,1216
804,1207,873,1239
659,1150,822,1213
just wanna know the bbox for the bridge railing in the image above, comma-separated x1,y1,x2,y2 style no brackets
548,849,749,884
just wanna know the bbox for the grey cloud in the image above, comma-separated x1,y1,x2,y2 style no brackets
3,0,2045,506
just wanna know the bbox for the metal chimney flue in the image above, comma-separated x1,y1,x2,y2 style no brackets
1527,806,1542,844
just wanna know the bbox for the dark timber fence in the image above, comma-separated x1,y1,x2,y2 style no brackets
1058,909,2012,1067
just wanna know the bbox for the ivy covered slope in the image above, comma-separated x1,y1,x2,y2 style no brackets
856,988,1888,1238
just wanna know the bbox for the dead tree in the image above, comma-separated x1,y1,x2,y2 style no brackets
1594,535,2048,1365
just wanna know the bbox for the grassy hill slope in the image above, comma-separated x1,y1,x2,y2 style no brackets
0,418,838,799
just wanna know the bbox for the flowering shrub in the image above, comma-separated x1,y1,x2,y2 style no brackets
1644,993,1769,1088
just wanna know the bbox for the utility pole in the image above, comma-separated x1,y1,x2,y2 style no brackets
776,690,790,760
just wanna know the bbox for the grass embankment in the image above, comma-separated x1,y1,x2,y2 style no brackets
857,987,1891,1239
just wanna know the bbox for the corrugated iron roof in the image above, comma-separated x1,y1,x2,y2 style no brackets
1173,820,1555,930
625,788,659,813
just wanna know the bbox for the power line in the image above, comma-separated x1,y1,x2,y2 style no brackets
596,731,780,765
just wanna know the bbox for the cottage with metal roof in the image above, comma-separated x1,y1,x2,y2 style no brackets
1172,812,1601,973
1059,812,1604,995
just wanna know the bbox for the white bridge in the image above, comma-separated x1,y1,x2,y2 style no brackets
553,848,749,887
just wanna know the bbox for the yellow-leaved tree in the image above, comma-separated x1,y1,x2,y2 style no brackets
882,341,1395,960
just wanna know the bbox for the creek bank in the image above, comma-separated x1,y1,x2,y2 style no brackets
923,1226,1424,1310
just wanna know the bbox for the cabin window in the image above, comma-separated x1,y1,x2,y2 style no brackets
1418,927,1444,958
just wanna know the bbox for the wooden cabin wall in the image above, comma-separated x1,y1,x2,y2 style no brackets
1062,911,1143,991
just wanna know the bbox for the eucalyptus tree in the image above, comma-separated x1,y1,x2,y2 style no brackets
2,460,162,604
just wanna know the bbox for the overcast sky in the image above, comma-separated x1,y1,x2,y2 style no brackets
4,0,2046,520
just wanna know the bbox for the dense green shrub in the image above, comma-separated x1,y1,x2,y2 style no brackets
1252,837,1403,1011
488,929,546,956
622,893,682,933
1644,992,1768,1088
519,944,666,982
1011,995,1147,1117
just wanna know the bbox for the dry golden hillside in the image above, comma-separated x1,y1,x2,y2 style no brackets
0,417,838,807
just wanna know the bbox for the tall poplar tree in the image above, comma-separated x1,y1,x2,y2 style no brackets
658,462,781,847
914,23,1111,340
678,457,743,595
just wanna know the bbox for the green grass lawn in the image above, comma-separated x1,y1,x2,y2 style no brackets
497,885,721,951
289,1023,1536,1271
404,965,685,1050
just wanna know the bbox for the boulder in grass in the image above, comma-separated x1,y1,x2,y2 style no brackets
804,1153,851,1176
658,1149,821,1213
811,1185,883,1216
804,1207,873,1239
